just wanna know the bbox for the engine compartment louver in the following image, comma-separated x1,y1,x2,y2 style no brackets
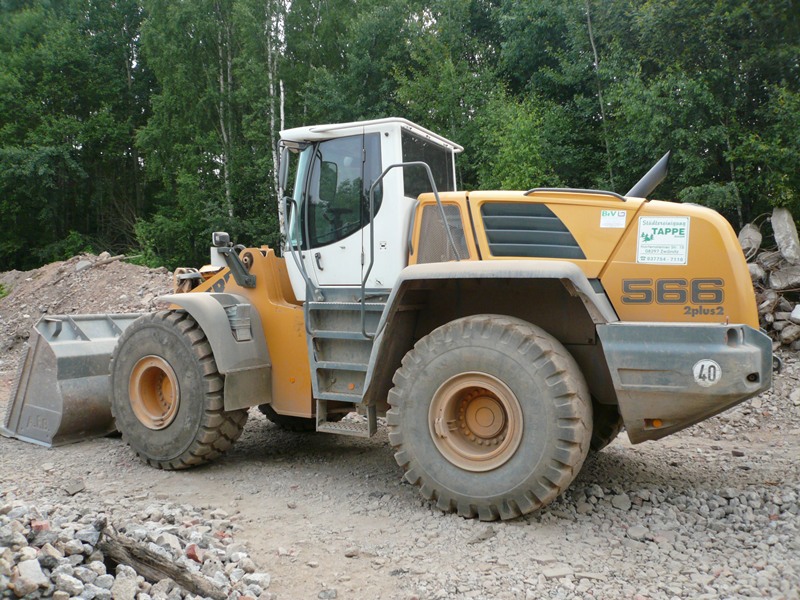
480,202,585,259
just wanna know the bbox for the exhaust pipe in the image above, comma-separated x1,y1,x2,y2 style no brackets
626,151,671,198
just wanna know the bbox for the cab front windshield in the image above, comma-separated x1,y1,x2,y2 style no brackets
285,133,382,250
287,145,313,247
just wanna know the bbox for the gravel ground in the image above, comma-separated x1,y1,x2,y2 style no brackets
1,258,799,599
1,353,798,600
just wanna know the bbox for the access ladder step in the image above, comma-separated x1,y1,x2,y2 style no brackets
310,330,374,341
307,302,386,312
316,420,374,438
315,361,368,372
315,390,363,403
316,400,377,438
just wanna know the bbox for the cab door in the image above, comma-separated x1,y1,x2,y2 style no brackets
300,133,383,287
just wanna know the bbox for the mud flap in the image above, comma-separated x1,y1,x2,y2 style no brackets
1,314,141,447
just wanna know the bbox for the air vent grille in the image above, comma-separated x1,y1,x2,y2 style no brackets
480,202,585,259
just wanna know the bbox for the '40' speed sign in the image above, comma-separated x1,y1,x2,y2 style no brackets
693,359,722,387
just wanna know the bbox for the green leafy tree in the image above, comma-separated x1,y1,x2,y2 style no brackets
0,0,153,268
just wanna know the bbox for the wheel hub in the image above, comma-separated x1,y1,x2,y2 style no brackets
129,355,180,430
429,372,523,472
461,392,506,441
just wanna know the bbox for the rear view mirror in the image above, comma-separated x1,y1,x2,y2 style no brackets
278,144,290,193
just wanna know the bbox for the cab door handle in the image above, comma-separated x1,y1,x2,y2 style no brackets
314,252,324,271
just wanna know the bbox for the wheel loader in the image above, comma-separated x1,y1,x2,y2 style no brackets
3,118,772,521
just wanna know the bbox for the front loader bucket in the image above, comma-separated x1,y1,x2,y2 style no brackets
1,314,142,447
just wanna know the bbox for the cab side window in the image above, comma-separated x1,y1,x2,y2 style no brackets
304,134,382,248
401,130,455,199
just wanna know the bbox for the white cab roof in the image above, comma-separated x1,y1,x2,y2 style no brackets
280,117,463,153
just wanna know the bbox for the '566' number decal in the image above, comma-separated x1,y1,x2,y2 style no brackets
621,278,724,305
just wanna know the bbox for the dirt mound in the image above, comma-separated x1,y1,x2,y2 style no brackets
0,253,173,375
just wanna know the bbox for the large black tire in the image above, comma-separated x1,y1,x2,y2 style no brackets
258,404,315,432
387,315,592,521
257,403,346,432
110,311,248,469
590,401,624,452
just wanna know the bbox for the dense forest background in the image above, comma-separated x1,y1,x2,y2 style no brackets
0,0,798,270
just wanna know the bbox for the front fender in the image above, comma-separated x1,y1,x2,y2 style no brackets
158,293,271,411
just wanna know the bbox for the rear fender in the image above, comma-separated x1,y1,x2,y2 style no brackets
159,293,271,411
362,261,618,407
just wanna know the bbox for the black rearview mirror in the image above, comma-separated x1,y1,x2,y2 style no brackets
278,145,290,192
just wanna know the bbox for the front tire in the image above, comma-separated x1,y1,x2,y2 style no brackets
110,311,248,469
387,315,592,521
258,404,315,432
257,404,346,432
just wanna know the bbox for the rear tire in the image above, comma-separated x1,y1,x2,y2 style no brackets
110,311,247,469
387,315,592,521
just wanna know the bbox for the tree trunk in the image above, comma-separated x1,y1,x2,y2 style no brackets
266,0,286,231
99,528,226,600
216,2,234,218
585,0,614,190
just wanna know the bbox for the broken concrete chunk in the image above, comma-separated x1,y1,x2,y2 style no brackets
769,265,800,291
14,559,49,591
790,305,800,325
779,324,800,345
156,533,182,556
611,494,632,511
627,525,649,541
747,262,765,284
542,565,574,579
757,249,785,270
738,223,762,257
63,479,85,496
772,207,800,264
757,290,780,314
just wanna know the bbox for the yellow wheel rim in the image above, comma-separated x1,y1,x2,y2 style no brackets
428,372,523,472
129,356,180,430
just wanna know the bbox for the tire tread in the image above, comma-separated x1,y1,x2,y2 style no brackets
387,314,591,521
110,310,247,470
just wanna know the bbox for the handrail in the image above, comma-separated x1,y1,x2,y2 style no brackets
281,196,323,336
524,187,626,202
360,161,460,339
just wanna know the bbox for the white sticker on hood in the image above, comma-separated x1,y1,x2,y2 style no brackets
600,210,627,228
637,216,690,264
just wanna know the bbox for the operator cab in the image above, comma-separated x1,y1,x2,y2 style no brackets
278,118,463,301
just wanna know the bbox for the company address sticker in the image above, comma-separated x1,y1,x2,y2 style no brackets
600,209,626,228
637,216,690,265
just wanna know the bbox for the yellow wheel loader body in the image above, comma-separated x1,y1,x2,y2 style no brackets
1,117,774,522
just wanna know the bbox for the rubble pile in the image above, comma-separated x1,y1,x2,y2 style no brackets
741,207,800,350
0,253,173,376
0,499,272,600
